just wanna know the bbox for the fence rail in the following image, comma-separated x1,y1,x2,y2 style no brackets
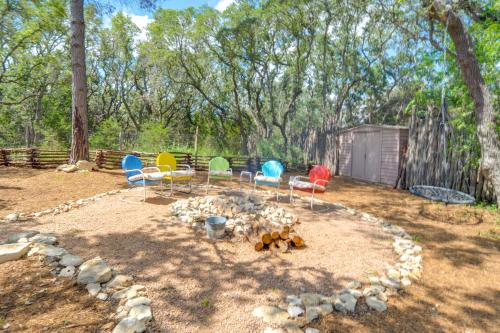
0,148,308,173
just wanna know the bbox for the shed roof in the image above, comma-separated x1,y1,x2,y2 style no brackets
338,124,408,133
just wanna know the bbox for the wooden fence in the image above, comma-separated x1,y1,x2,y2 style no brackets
397,107,496,203
0,148,307,173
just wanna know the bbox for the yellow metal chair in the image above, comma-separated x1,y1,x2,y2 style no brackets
156,152,194,195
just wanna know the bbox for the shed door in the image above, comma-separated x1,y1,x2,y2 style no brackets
351,131,382,182
352,133,366,179
365,131,381,182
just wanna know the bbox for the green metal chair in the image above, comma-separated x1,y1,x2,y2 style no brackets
206,157,232,193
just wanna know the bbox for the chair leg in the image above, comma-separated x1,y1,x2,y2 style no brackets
276,183,280,201
253,180,257,194
289,186,294,204
206,176,210,194
310,189,315,210
143,182,147,202
170,178,173,197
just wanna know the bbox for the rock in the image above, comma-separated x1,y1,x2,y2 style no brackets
111,285,146,300
30,234,57,245
0,242,31,264
316,303,333,315
112,317,146,333
286,295,302,306
334,297,345,313
7,231,39,243
252,305,289,325
61,165,79,173
77,257,113,284
346,280,361,289
339,293,357,313
86,283,101,296
97,292,108,301
305,306,320,323
340,288,362,299
368,276,380,284
106,275,133,289
305,328,320,333
366,296,387,312
76,160,97,171
401,277,412,288
125,297,151,308
380,276,401,290
59,266,75,278
5,213,19,222
300,293,323,307
287,304,304,318
116,307,129,320
128,305,152,323
363,285,385,297
387,268,400,280
60,254,84,267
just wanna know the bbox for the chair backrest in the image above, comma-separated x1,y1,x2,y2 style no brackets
209,156,230,171
156,152,177,172
122,155,143,181
262,160,284,178
309,165,331,187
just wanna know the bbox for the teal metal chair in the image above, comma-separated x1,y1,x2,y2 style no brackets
253,160,285,200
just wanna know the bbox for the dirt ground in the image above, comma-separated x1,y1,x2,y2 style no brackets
0,256,114,332
1,167,499,333
0,188,395,333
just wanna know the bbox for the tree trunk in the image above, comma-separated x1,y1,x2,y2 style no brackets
430,1,500,206
69,0,89,164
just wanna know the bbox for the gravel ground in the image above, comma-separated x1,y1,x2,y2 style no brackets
0,187,394,333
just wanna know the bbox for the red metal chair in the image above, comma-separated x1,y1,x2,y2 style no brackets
289,165,331,209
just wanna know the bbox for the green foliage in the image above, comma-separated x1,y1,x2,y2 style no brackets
0,0,497,169
134,122,170,152
89,118,121,149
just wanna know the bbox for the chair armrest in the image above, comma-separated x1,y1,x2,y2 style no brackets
156,164,173,172
313,179,329,186
125,169,145,180
255,171,263,177
142,167,160,173
228,168,233,174
291,175,310,182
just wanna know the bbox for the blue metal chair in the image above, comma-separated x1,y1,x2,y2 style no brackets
121,154,163,201
253,160,285,200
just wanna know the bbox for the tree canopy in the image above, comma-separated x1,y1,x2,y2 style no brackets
0,0,498,165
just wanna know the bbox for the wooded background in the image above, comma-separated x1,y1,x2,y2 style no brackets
0,0,498,202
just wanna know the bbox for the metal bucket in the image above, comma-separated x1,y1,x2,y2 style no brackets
205,216,227,239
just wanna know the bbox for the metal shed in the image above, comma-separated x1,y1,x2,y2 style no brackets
337,125,409,185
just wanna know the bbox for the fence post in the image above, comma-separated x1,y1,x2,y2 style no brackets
95,149,103,168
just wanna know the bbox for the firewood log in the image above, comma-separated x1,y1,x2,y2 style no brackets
245,230,264,251
269,241,280,254
259,228,273,245
289,232,304,247
276,239,289,253
271,230,280,240
279,227,289,240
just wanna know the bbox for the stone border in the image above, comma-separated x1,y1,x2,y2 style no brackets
2,188,135,222
0,232,153,333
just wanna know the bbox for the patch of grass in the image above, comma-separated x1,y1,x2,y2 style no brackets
478,229,500,240
67,228,83,236
412,234,423,242
200,297,210,308
475,201,498,212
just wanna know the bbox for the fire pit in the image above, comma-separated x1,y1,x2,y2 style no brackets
171,194,304,252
